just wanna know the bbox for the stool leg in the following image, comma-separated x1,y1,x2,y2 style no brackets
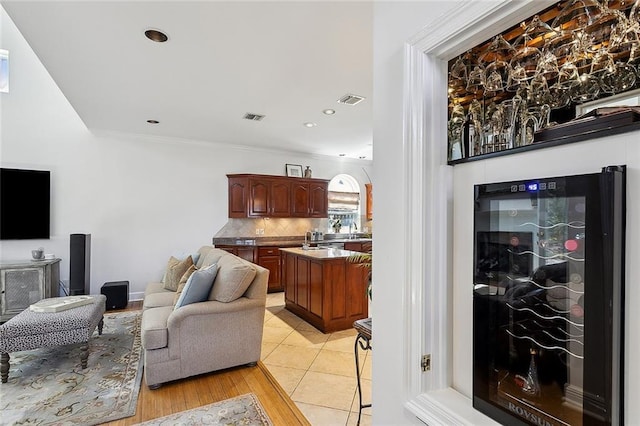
1,352,10,383
98,317,104,335
80,343,89,369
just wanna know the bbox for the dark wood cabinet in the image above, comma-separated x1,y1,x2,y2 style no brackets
228,177,249,218
215,245,255,263
343,241,372,253
256,247,282,293
281,248,368,332
248,177,291,217
227,174,328,218
291,181,328,218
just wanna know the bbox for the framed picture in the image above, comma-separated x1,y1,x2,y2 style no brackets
285,164,303,177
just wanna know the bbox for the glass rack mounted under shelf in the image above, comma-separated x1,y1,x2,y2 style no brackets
447,0,640,164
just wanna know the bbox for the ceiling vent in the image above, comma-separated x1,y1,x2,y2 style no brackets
243,113,265,121
337,94,365,105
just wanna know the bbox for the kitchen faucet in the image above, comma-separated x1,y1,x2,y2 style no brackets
349,223,357,239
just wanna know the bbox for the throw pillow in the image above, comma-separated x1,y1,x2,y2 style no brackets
163,255,194,291
174,264,219,309
173,264,197,305
209,255,257,303
161,253,201,283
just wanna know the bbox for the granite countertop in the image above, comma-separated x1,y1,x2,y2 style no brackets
212,236,372,247
279,247,359,259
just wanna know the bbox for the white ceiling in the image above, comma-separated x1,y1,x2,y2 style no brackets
2,1,373,159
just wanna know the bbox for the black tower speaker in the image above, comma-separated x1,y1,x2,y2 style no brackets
70,233,91,295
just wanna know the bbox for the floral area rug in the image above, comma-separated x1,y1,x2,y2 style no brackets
134,393,273,426
0,311,142,425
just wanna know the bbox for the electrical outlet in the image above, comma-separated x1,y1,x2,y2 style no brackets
255,229,261,235
256,228,264,235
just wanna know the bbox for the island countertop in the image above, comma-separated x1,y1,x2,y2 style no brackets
279,247,360,259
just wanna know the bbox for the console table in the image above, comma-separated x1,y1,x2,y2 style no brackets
0,259,60,322
353,317,372,425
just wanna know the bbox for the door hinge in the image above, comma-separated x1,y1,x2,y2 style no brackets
421,354,431,372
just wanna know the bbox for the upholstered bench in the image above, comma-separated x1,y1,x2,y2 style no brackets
0,294,106,383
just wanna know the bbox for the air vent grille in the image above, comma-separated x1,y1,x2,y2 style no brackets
243,113,265,121
337,94,365,105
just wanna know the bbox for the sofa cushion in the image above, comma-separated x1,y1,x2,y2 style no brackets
175,264,219,309
144,281,172,298
141,306,173,350
163,256,194,291
200,248,225,268
143,292,176,310
209,255,257,303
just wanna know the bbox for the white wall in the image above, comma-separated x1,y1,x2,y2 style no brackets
372,1,460,424
0,7,372,299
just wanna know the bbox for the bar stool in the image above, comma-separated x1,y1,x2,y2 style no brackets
353,317,372,425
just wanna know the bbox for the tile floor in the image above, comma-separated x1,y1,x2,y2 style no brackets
262,292,372,426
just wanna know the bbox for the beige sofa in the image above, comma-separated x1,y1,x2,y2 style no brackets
141,246,269,388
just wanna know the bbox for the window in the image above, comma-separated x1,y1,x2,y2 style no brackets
327,174,361,234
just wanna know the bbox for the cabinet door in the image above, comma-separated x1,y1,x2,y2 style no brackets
296,257,309,309
228,177,248,218
260,256,281,292
283,253,296,304
248,179,269,217
292,181,328,217
291,182,310,217
309,182,328,217
1,267,44,320
258,247,281,292
270,179,291,217
309,260,324,317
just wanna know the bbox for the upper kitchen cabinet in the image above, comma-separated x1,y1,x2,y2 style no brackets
248,177,291,217
227,174,328,218
228,176,249,218
291,181,329,218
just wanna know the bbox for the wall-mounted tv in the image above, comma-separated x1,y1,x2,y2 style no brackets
0,168,50,240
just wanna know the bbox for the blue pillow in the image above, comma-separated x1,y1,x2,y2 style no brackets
174,263,218,309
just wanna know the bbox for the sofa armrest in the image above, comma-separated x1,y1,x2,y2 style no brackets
164,297,266,362
167,297,264,327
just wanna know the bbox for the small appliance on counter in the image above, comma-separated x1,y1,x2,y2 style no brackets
307,230,324,241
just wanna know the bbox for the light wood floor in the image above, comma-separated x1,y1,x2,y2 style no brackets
101,302,310,426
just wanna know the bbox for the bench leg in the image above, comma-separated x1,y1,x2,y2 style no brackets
1,352,9,383
98,317,104,335
80,343,89,369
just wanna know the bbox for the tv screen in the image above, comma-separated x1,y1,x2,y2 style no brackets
0,168,50,240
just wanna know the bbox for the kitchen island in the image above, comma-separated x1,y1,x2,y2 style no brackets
280,247,369,333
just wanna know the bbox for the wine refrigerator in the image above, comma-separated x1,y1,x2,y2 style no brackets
473,166,625,426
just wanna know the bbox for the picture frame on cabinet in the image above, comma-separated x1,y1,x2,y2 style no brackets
285,164,303,177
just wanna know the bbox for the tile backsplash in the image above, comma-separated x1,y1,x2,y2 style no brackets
214,218,372,238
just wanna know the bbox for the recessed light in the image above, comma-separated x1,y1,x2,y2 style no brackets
304,122,317,128
147,119,160,124
322,109,336,115
145,29,168,43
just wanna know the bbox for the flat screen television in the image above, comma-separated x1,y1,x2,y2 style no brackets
0,168,50,240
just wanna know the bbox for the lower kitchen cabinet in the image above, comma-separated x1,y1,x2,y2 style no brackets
215,245,255,263
257,247,282,293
